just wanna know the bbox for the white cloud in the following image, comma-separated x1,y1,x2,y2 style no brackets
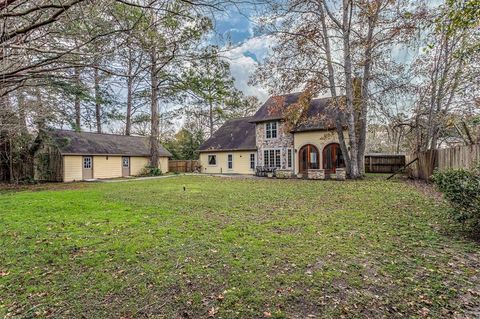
222,35,275,103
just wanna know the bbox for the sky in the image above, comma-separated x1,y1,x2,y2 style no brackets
212,1,443,105
213,6,273,103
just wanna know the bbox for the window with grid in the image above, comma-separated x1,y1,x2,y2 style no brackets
287,149,293,168
263,150,281,168
265,122,278,139
250,153,255,169
227,154,233,169
83,157,92,169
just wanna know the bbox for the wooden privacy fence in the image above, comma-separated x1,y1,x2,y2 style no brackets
407,144,480,180
365,154,406,173
168,160,200,173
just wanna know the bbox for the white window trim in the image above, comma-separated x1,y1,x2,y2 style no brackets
207,154,217,166
287,148,293,169
263,148,281,168
250,153,256,170
227,153,233,170
265,121,278,140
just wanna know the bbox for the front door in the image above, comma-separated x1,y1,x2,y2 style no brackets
122,157,130,177
323,143,345,174
82,156,93,179
298,144,320,175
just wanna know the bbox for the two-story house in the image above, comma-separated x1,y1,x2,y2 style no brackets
198,93,348,177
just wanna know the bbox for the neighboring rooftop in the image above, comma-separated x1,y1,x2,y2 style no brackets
46,129,172,157
250,93,344,132
198,117,256,152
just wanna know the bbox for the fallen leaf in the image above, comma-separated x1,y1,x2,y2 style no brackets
208,307,218,317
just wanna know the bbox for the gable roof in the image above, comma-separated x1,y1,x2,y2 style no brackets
46,129,172,157
250,93,344,132
292,97,343,132
250,93,303,123
198,117,256,152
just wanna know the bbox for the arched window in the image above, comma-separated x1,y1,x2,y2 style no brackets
298,144,319,174
323,143,345,173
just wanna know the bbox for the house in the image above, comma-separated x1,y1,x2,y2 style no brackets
34,129,171,182
198,93,348,178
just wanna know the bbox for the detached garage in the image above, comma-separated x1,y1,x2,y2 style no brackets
34,129,171,182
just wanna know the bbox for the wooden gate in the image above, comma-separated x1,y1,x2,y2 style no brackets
365,154,406,173
168,160,200,173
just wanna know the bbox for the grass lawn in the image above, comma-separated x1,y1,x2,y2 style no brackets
1,176,479,318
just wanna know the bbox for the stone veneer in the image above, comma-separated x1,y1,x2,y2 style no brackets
256,121,294,170
336,168,346,180
307,169,325,180
275,169,294,179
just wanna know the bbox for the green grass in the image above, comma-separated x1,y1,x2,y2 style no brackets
0,176,479,318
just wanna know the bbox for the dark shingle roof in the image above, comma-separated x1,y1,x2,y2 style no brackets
198,117,256,152
48,129,172,157
250,93,344,132
293,97,343,132
250,93,303,123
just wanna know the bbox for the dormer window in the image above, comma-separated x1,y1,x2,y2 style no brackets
265,121,278,139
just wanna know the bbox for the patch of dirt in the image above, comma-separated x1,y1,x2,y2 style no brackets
0,182,90,193
404,178,444,201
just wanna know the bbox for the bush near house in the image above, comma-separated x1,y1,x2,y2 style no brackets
432,165,480,234
139,165,163,177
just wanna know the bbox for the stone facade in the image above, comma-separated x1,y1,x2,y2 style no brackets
256,121,294,170
336,168,346,181
275,169,294,179
307,169,325,180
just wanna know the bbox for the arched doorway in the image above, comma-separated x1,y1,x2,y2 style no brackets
298,144,319,175
323,143,345,174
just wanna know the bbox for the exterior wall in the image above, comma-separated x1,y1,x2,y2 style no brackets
63,156,83,182
256,121,294,170
93,156,122,179
63,155,168,181
199,151,256,174
129,156,169,175
159,156,169,173
130,157,149,176
293,130,348,174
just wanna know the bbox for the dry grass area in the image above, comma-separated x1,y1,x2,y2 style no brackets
1,176,479,318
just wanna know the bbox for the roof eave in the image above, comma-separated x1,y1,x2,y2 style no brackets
249,117,284,123
60,152,171,157
198,148,257,153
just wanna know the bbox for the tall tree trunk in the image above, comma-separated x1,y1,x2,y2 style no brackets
354,77,366,176
318,3,351,175
356,1,379,176
149,49,159,167
16,89,27,130
94,66,102,133
8,136,15,183
341,0,360,179
125,48,133,136
74,67,81,131
208,100,214,137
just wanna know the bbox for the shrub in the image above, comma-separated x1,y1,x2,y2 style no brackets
139,166,163,177
432,166,480,233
